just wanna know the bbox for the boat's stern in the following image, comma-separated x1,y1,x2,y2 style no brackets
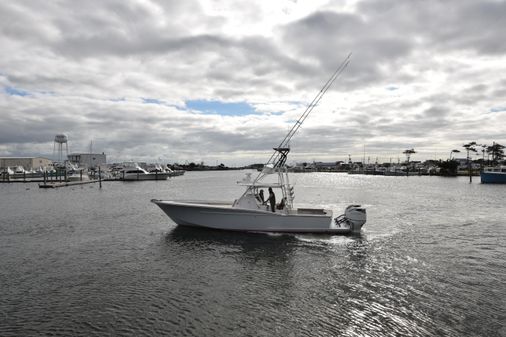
335,205,367,233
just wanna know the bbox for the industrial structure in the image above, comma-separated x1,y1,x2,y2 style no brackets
0,157,53,170
53,134,69,163
67,153,106,169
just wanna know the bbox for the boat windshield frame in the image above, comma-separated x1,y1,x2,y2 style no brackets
239,147,294,210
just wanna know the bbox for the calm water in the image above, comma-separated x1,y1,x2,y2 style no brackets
0,171,505,336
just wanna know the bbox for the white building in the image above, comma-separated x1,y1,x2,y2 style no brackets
68,153,107,168
454,157,481,169
0,157,53,170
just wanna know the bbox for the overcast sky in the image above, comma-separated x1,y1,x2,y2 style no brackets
1,0,505,165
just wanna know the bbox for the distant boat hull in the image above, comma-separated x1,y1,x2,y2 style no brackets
122,172,171,181
67,173,89,182
151,200,358,234
480,171,506,184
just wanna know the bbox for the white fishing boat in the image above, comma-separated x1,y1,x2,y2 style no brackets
152,54,367,234
67,168,90,182
146,163,166,173
10,166,26,178
60,162,89,181
121,163,172,181
167,167,185,177
152,149,366,234
1,167,14,179
146,164,185,177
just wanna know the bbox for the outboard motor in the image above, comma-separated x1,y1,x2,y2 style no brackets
335,205,367,233
345,205,366,233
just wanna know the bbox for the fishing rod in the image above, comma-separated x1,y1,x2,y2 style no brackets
254,53,352,182
277,52,351,151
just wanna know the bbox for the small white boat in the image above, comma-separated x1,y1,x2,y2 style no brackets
9,166,27,178
67,168,90,182
146,164,185,177
60,162,89,181
121,164,171,181
167,167,185,177
13,166,26,174
152,54,367,234
146,163,166,173
1,167,14,178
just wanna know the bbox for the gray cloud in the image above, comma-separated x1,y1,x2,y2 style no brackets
1,0,505,165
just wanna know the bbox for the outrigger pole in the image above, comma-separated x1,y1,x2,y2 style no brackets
254,53,352,183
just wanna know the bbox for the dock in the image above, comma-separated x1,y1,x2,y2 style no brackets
38,179,102,189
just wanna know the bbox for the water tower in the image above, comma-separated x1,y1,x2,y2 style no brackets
53,134,69,163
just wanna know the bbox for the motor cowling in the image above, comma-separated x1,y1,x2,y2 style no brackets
345,205,367,232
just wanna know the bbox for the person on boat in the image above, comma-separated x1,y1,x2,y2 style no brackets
256,189,265,203
276,197,286,210
265,187,276,212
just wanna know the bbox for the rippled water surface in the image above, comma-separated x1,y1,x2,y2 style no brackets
1,171,505,336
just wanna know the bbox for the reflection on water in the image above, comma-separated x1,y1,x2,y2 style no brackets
167,225,296,247
1,172,505,336
166,226,298,265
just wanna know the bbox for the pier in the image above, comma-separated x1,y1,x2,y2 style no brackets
1,167,104,188
38,180,102,189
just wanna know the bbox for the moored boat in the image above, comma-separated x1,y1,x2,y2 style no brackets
121,164,172,181
66,168,90,182
480,166,506,184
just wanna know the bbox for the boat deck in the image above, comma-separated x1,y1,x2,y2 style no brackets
153,200,332,216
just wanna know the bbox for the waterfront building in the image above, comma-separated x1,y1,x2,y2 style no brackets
314,161,340,170
67,153,106,169
454,158,480,169
0,157,53,170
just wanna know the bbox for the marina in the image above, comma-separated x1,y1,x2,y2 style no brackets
1,1,506,335
1,161,186,187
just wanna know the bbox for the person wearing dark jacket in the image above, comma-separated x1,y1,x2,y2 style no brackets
257,189,265,203
265,187,276,212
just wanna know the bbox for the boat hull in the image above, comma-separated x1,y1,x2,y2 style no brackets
480,172,506,184
67,174,89,182
122,173,171,181
151,200,353,234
